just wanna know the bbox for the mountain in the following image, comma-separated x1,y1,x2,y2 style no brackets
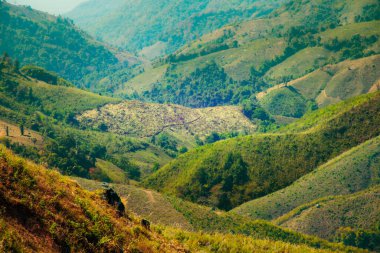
67,0,284,57
0,2,140,90
231,135,380,220
115,0,379,118
144,92,380,210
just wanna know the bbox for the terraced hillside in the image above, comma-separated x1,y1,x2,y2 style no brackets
231,135,380,220
276,186,380,248
258,55,380,117
144,92,380,210
115,0,379,116
77,100,256,145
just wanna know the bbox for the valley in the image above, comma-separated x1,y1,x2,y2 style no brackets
0,0,379,252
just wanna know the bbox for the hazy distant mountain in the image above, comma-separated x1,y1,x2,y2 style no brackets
67,0,284,57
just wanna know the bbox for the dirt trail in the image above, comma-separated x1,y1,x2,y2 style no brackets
143,190,156,203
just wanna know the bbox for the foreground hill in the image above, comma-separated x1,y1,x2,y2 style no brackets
231,135,380,220
0,145,185,252
144,92,380,210
276,186,380,251
73,177,363,253
0,2,139,90
0,146,353,253
67,0,284,57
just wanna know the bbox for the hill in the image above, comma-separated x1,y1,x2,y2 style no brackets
73,177,363,253
144,92,380,210
115,0,380,117
276,186,380,251
0,145,353,253
76,100,256,146
0,2,139,90
257,55,380,117
231,135,380,220
0,145,185,252
0,55,257,179
67,0,284,56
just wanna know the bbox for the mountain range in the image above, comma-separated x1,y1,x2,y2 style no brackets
0,0,379,252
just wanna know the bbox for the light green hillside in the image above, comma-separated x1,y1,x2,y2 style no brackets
231,135,380,220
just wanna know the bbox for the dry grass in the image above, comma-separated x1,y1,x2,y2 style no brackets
0,120,44,148
0,145,186,252
77,100,256,146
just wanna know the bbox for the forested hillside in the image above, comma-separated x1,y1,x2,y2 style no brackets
67,0,284,57
0,55,256,181
144,92,380,210
0,1,140,90
231,135,380,220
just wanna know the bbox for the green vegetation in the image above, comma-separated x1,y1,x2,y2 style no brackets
0,145,185,252
260,86,315,118
74,177,363,252
114,0,379,121
67,0,283,55
144,92,380,210
0,2,138,89
276,186,380,251
20,65,74,87
231,135,380,220
0,55,170,179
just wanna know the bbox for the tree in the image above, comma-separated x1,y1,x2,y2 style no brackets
19,124,24,136
13,59,20,72
5,126,9,137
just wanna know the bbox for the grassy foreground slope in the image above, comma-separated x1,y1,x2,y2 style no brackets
144,92,380,210
73,178,363,253
0,145,185,252
231,135,380,220
276,186,380,242
0,146,350,253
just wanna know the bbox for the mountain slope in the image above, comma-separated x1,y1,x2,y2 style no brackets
276,186,380,245
76,100,256,144
116,0,379,114
0,2,138,90
144,92,380,210
67,0,284,56
73,178,363,253
257,55,380,116
0,145,185,252
231,135,380,220
0,145,352,253
0,55,256,178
